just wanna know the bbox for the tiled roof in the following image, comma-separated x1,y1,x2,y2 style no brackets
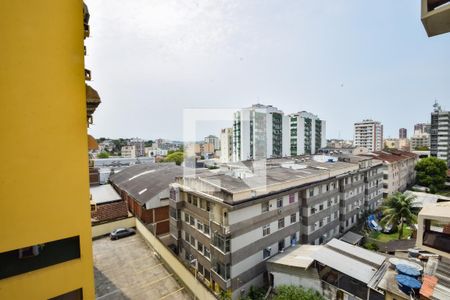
362,150,417,163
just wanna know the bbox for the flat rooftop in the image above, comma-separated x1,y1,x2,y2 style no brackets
90,184,121,204
93,234,191,300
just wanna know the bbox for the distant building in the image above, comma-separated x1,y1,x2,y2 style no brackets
414,123,431,135
121,145,136,158
430,102,450,167
362,150,418,198
289,111,326,156
354,120,383,152
129,138,145,157
90,184,128,224
204,135,220,150
233,104,289,161
411,135,430,150
326,139,353,149
220,128,233,163
384,138,399,150
399,128,407,139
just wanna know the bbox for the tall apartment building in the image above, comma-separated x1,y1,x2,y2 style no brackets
121,145,136,158
0,1,96,299
414,123,431,135
205,135,220,150
129,138,145,157
220,128,233,163
430,102,450,167
168,155,383,299
232,104,289,161
354,120,383,152
399,128,407,139
289,111,326,156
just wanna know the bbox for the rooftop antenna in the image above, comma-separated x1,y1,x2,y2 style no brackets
433,99,441,112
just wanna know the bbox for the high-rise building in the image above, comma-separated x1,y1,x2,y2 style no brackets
220,128,233,163
1,1,96,298
414,123,431,135
354,120,383,152
129,138,145,157
204,135,220,150
430,102,450,166
399,128,407,139
232,104,289,161
289,111,326,155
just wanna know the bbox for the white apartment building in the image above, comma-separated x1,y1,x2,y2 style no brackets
121,145,136,158
232,104,289,161
129,138,145,157
354,120,383,152
430,102,450,167
220,128,233,163
205,135,220,150
289,111,326,156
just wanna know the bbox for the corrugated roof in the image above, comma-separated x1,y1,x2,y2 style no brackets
109,163,184,205
340,231,364,245
267,245,322,269
90,184,121,204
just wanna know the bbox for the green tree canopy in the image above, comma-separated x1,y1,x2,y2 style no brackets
96,151,110,159
380,192,418,239
414,146,429,151
415,157,448,191
163,151,184,165
273,285,324,300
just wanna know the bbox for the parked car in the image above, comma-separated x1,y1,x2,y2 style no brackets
110,228,135,240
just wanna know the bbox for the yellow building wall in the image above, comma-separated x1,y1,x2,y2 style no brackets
0,1,94,299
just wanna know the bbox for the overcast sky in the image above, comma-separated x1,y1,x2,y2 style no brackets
85,0,450,141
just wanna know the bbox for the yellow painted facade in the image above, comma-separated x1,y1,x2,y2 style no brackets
0,1,94,299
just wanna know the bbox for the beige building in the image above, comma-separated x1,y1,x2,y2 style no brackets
354,120,383,152
362,150,418,198
421,0,450,37
121,145,136,158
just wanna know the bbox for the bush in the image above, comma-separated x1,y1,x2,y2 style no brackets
363,242,379,251
96,151,110,158
274,285,324,300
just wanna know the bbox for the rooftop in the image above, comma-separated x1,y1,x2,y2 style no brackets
361,150,418,163
267,244,322,269
90,184,122,204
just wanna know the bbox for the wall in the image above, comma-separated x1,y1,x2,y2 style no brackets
135,219,216,300
91,217,136,238
91,201,128,223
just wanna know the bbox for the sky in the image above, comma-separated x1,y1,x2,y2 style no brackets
85,0,450,141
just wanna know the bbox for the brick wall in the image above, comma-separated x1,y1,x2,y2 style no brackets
91,200,128,224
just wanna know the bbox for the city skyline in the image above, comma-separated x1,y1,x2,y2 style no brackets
85,0,450,141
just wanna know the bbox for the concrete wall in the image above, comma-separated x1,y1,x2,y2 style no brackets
92,217,136,238
135,219,216,300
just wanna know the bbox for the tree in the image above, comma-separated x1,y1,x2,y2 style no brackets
415,157,448,191
273,285,324,300
380,192,418,239
163,151,184,165
96,151,110,159
415,146,429,151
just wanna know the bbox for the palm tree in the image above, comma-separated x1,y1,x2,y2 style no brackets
380,192,418,239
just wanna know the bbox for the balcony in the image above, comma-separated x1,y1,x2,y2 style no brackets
86,84,101,124
421,0,450,37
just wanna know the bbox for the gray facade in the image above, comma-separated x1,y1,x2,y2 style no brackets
430,103,450,166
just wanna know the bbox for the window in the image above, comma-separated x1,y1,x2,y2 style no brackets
278,218,285,229
0,236,81,280
187,194,192,204
197,242,204,253
291,233,297,245
309,189,314,197
311,207,316,214
203,224,210,236
190,236,196,246
200,199,206,210
184,213,190,223
326,184,329,192
189,215,195,226
278,239,285,251
319,220,323,227
263,248,271,259
204,247,211,259
184,232,190,242
289,194,295,204
277,198,283,208
215,262,230,280
197,222,203,231
263,224,271,236
197,263,204,276
261,201,269,213
193,197,198,207
206,201,211,212
319,204,324,211
213,234,230,253
290,213,296,223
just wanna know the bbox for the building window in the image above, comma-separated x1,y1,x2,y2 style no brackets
289,194,295,204
309,189,314,197
203,224,210,236
278,218,285,229
187,194,192,204
261,201,269,213
190,236,196,246
200,199,206,210
184,213,190,223
291,233,297,245
263,248,271,259
278,239,285,251
311,207,316,214
319,204,324,211
263,224,271,236
189,215,195,226
290,213,297,223
204,247,211,259
197,222,203,231
206,201,211,212
277,198,283,208
0,236,81,280
213,234,230,253
215,262,230,280
185,232,190,242
193,197,198,207
319,220,323,227
197,242,204,253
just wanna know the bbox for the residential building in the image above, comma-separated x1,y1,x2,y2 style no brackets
129,138,145,157
362,150,418,198
220,128,233,163
289,111,326,156
384,138,400,149
205,135,220,150
354,120,383,152
430,102,450,167
399,128,407,139
421,0,450,37
168,155,382,299
399,138,411,151
267,239,387,300
121,145,136,158
411,135,430,150
319,146,369,156
415,123,431,136
110,163,184,235
233,104,289,161
0,1,96,298
90,184,128,224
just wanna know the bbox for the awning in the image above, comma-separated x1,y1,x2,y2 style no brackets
88,134,98,150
